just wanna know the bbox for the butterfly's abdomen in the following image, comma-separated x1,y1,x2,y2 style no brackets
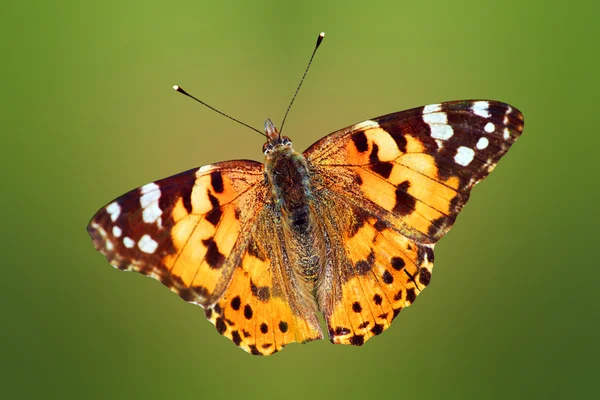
266,147,322,283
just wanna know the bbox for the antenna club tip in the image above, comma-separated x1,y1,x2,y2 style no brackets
316,32,325,48
173,85,189,95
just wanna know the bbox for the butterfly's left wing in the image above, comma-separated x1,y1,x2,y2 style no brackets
88,161,323,355
306,100,524,345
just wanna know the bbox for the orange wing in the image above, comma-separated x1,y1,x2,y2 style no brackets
306,100,524,345
87,160,321,355
314,197,433,345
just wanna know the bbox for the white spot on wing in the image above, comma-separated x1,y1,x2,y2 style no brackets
472,101,491,118
476,137,489,150
123,237,135,248
140,182,159,194
504,106,512,124
484,122,495,133
140,183,163,225
106,202,120,222
503,128,510,139
138,234,158,254
106,240,114,251
423,111,454,140
112,226,122,237
454,146,475,166
423,104,442,113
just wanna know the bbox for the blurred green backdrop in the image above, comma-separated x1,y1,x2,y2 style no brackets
2,0,598,399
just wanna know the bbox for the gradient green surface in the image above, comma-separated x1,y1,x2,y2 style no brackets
2,0,597,399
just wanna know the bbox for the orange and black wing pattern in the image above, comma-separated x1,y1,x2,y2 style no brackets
306,100,524,345
88,161,322,354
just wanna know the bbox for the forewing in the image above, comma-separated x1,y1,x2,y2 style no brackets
87,161,265,304
305,100,524,243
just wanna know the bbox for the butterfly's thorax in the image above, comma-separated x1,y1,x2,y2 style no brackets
265,144,323,284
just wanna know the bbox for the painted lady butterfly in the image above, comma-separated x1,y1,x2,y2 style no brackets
88,33,524,355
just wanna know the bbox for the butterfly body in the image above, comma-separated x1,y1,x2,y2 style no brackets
88,100,524,355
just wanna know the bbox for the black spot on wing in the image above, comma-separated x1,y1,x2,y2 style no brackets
250,280,271,302
279,321,289,333
406,288,416,304
215,317,227,334
391,256,405,271
373,294,383,305
382,270,394,284
373,220,387,232
204,192,222,226
392,180,417,216
202,237,225,269
230,296,241,311
368,143,394,178
349,334,365,346
419,268,432,286
205,207,222,226
351,131,369,153
355,260,371,275
371,323,384,336
177,288,194,302
352,302,362,313
355,251,376,276
248,345,263,356
244,304,253,320
260,323,268,334
370,162,394,179
369,143,380,163
394,290,403,301
231,330,242,345
210,171,224,193
334,326,351,336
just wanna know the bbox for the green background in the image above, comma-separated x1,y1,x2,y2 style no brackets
2,0,598,399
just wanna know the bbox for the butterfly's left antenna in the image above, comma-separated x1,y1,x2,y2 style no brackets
279,32,325,135
173,85,267,138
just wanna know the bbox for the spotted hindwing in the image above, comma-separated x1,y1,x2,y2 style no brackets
306,100,524,345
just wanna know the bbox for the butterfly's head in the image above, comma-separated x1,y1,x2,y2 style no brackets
263,119,293,156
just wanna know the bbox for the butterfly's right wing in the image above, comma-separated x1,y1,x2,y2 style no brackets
305,100,524,345
87,160,322,355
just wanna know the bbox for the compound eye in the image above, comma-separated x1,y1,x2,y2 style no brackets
263,142,275,154
282,136,292,145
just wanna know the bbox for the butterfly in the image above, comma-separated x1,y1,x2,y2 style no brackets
88,97,524,355
87,32,523,356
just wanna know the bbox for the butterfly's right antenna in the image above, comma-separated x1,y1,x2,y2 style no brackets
279,32,325,135
173,85,266,138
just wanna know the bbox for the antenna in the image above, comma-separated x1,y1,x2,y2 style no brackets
173,85,266,138
279,32,325,134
